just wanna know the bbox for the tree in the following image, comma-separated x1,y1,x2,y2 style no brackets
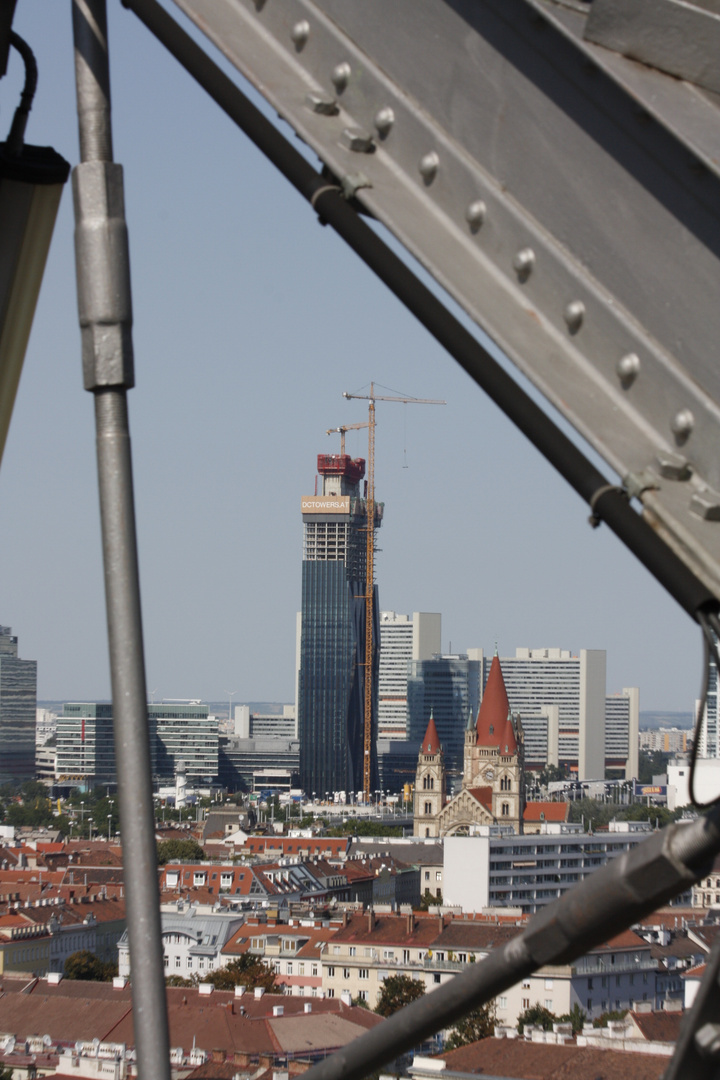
65,950,117,982
593,1008,628,1028
517,1004,557,1033
418,889,442,910
0,1064,13,1080
558,1003,586,1033
165,974,194,987
375,974,425,1017
445,1003,496,1049
207,955,276,991
156,838,205,865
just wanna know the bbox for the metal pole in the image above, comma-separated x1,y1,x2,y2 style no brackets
298,808,720,1080
71,3,170,1078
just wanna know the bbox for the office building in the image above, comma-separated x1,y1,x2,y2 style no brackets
233,704,296,739
478,648,607,780
56,703,119,787
219,735,300,792
378,611,441,739
407,653,481,779
297,452,382,796
605,688,639,778
0,625,37,784
151,702,218,783
55,701,216,789
697,633,719,758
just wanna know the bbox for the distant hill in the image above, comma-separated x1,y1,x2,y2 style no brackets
639,710,694,731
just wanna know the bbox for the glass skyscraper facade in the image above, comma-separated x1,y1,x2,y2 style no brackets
298,453,381,796
407,654,481,782
0,625,37,784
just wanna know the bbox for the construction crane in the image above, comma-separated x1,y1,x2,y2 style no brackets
325,422,368,457
341,383,445,800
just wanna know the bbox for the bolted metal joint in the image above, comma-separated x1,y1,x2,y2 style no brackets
73,160,134,391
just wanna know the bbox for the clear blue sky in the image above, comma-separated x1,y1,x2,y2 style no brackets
0,1,701,711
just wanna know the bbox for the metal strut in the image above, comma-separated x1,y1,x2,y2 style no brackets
71,3,171,1077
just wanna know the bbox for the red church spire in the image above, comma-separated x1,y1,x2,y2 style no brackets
422,712,442,755
476,654,510,747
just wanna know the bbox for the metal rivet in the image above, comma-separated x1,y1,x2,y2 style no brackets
617,353,640,386
341,127,374,153
331,62,351,92
373,107,394,137
419,151,439,184
513,248,535,280
291,20,310,49
564,300,585,334
465,200,486,232
671,408,694,441
305,93,338,116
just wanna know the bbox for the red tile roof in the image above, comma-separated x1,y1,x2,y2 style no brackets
476,655,510,747
421,714,442,755
466,787,493,812
440,1036,669,1078
523,802,570,822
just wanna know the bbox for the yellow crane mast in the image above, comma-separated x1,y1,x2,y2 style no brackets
341,384,445,800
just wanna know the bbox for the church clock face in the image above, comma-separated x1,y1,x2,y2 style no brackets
484,767,495,781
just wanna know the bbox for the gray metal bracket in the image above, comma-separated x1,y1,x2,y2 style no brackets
172,0,720,601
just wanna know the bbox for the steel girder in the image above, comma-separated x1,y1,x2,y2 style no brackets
172,0,720,602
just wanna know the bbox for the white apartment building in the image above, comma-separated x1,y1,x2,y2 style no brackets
443,822,659,914
476,648,636,780
319,912,656,1023
605,688,639,779
378,612,441,739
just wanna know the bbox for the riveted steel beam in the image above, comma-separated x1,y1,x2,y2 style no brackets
171,0,720,600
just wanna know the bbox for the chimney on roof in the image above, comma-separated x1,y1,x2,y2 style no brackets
406,913,414,935
367,909,374,932
342,911,348,928
438,914,444,932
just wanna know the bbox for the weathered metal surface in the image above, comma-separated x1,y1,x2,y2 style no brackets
585,0,720,95
170,0,720,599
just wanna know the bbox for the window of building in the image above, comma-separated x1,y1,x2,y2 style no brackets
164,955,169,968
298,963,305,975
434,974,441,984
199,958,205,970
359,990,369,1002
498,996,507,1009
364,948,373,957
544,999,552,1009
384,950,395,960
187,957,193,969
424,802,432,815
544,979,554,989
424,871,430,881
175,957,181,968
343,968,351,979
522,979,531,989
327,989,335,998
349,947,356,957
286,963,293,975
327,966,335,977
522,998,530,1009
359,969,369,980
501,803,510,816
312,964,318,976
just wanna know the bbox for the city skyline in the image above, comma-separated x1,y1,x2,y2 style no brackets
0,3,703,716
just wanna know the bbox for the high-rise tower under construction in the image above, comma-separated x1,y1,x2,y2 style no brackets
297,453,382,796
